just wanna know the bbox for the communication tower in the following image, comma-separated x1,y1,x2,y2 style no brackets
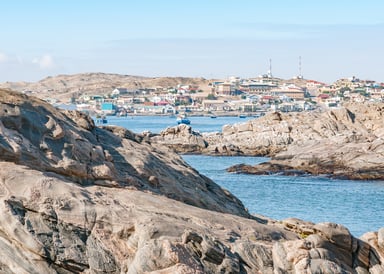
267,58,272,78
298,56,303,79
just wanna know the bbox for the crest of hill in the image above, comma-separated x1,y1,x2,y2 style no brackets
0,73,211,102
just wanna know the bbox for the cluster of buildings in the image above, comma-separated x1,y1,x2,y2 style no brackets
72,75,384,116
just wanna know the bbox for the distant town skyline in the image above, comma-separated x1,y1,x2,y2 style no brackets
0,0,383,84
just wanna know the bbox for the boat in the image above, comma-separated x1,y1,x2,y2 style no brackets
116,110,128,117
210,115,217,119
95,115,108,124
177,117,191,125
176,115,191,125
238,114,247,118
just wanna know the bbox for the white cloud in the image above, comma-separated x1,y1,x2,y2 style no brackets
0,53,8,63
32,54,55,69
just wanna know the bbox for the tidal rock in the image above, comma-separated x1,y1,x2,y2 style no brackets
151,124,208,154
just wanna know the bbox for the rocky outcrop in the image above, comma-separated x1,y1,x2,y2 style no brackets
0,89,247,217
2,162,384,274
223,104,384,179
2,163,384,274
1,89,384,273
151,124,208,154
153,103,384,179
153,125,245,156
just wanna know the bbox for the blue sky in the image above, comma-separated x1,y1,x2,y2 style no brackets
0,0,383,83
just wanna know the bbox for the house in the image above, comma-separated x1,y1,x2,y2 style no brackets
271,84,305,100
225,99,265,113
239,81,276,94
305,80,326,96
217,82,232,95
202,100,229,111
317,93,330,103
112,88,128,96
318,85,338,96
155,100,170,106
369,89,384,101
101,102,117,115
210,81,224,89
190,92,210,103
260,95,276,104
277,101,312,112
349,93,366,103
116,95,134,106
306,80,326,88
164,105,176,114
80,94,104,103
177,85,191,94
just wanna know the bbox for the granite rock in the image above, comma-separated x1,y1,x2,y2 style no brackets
217,103,384,179
0,89,383,273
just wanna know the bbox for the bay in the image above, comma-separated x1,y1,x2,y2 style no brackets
104,115,384,237
182,155,384,237
104,115,254,133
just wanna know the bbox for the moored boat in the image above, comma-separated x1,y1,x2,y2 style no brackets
95,115,108,124
176,115,191,125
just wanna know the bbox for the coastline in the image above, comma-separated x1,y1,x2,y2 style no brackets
0,89,383,273
150,102,384,180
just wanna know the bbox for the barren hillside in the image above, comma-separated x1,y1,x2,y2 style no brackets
0,72,212,102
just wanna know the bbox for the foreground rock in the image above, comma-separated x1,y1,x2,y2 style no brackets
1,89,384,273
154,103,384,179
0,90,247,216
6,162,384,273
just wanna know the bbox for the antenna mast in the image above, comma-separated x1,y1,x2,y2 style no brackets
268,58,272,78
298,56,303,79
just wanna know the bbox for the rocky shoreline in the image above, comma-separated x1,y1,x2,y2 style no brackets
152,103,384,180
0,88,384,273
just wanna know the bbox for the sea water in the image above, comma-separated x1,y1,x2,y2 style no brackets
182,155,384,237
106,115,384,237
105,115,254,133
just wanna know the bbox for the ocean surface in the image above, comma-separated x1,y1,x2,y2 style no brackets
104,115,254,133
104,115,384,237
182,155,384,237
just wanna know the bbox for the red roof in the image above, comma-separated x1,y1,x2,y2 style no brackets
155,101,169,106
318,94,330,99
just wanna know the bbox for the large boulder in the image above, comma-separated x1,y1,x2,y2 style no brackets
151,124,208,154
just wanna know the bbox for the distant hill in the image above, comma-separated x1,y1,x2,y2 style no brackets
0,72,212,102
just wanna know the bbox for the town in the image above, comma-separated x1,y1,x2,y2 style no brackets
57,73,384,117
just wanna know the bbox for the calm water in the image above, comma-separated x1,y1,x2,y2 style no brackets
182,155,384,237
104,115,254,133
103,115,384,237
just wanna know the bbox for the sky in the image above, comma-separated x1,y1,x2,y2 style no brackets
0,0,383,84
